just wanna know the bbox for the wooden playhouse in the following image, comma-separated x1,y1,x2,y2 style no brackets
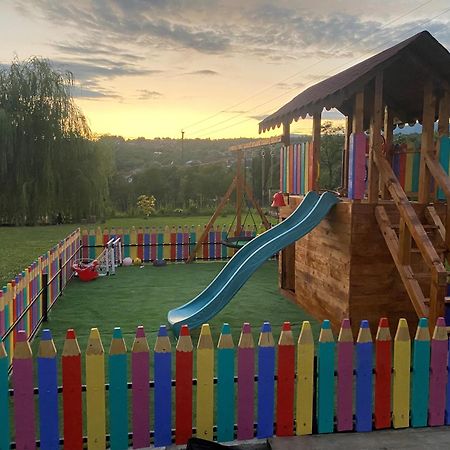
259,31,450,335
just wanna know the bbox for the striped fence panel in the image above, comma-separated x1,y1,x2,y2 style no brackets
280,143,312,195
4,317,450,448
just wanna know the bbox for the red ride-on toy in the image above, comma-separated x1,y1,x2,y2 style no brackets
72,259,99,282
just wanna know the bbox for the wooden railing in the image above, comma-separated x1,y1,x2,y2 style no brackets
373,150,447,327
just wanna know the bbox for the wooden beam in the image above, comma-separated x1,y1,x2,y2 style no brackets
438,89,449,138
186,178,237,263
282,122,290,146
229,136,283,152
352,91,364,133
236,150,244,236
312,111,321,191
367,72,383,202
243,182,271,230
418,80,436,203
381,106,393,200
341,115,352,193
425,206,446,244
375,206,428,318
398,219,411,265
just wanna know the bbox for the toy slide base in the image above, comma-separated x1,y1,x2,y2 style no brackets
168,191,339,335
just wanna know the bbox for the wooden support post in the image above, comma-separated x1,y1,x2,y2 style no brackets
186,178,237,263
381,106,393,200
419,80,436,204
236,150,244,237
368,72,383,203
342,116,352,193
312,112,321,191
353,91,364,133
282,122,290,146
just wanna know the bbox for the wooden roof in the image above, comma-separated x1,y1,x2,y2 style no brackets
259,31,450,132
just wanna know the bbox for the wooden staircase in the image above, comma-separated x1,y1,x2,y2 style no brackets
374,150,448,327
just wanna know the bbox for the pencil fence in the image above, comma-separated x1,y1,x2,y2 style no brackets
81,225,258,262
0,229,81,369
280,142,313,195
2,316,450,450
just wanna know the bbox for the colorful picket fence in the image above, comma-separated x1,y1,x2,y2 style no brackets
81,225,258,262
2,316,450,449
0,229,81,367
280,142,313,195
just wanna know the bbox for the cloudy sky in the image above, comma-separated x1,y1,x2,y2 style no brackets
1,0,450,138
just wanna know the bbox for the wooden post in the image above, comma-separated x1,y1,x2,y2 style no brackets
353,91,364,133
312,112,321,191
368,72,383,203
282,122,290,146
236,150,244,237
418,80,436,204
381,106,393,199
342,115,352,193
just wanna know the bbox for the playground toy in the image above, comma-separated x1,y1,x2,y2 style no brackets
258,30,450,334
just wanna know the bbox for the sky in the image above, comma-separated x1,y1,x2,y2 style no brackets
1,0,450,139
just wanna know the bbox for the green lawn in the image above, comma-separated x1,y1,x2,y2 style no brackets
0,213,269,286
37,260,320,367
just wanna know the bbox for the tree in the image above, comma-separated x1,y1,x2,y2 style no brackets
0,57,112,224
137,194,156,217
320,121,344,190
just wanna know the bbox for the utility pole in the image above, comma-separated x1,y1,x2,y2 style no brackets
181,129,185,164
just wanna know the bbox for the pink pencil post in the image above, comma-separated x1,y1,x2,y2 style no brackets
13,330,36,450
132,325,150,449
237,322,255,440
428,317,448,426
337,319,354,431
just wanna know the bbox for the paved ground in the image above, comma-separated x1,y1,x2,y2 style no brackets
268,426,450,449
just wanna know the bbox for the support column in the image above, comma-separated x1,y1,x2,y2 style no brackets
353,91,364,133
235,150,244,236
418,80,436,204
381,106,393,199
282,121,291,146
368,72,383,203
342,115,352,193
312,111,321,191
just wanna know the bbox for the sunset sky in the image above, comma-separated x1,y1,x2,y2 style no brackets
1,0,450,139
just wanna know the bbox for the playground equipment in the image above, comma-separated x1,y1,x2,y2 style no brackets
168,191,338,334
73,237,121,281
258,30,450,334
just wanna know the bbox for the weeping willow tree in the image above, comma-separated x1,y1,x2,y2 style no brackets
0,57,113,224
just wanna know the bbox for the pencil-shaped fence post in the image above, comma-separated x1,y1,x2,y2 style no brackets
62,329,83,450
217,323,235,442
317,320,335,434
38,329,59,449
154,325,172,447
411,318,430,427
276,321,295,436
86,328,106,450
0,341,10,450
257,321,275,439
197,324,214,440
356,320,373,432
132,325,150,449
296,321,314,436
374,318,391,429
175,325,193,445
428,317,448,426
237,323,254,440
12,330,35,450
109,327,128,450
392,318,410,428
337,318,353,432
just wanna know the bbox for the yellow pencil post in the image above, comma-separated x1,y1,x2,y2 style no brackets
393,318,410,428
196,324,214,440
86,328,106,449
296,321,314,435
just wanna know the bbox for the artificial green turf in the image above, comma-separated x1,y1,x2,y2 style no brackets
37,260,320,362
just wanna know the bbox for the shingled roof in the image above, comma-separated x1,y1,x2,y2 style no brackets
259,31,450,133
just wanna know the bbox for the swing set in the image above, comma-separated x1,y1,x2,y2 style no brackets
186,136,282,262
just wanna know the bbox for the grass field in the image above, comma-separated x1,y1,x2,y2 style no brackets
0,214,247,286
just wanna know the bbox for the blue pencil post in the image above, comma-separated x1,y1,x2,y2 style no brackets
217,323,235,442
355,320,373,432
257,321,275,438
37,329,59,450
108,327,128,450
317,320,335,433
154,325,172,447
0,340,9,450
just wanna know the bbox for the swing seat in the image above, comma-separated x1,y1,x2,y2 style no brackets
221,235,254,249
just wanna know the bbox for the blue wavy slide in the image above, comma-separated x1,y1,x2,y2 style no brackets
168,191,339,334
